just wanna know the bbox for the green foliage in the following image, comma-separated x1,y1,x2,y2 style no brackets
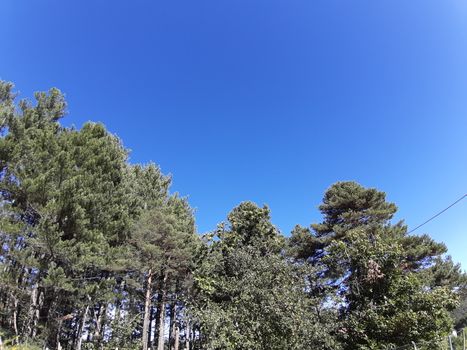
289,182,460,350
0,81,463,349
193,202,339,350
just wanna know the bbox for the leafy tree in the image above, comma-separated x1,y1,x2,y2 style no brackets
0,81,194,349
130,199,197,350
289,182,458,349
0,80,136,348
1,81,464,350
193,202,338,350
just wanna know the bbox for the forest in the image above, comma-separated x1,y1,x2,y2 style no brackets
0,81,466,350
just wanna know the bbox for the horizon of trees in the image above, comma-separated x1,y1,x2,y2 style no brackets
0,81,466,350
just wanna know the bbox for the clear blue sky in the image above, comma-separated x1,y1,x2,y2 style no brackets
1,1,466,268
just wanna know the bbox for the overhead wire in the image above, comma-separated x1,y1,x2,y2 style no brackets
407,194,466,234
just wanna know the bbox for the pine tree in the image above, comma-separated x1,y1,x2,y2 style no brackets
289,182,459,349
1,81,464,350
0,81,134,348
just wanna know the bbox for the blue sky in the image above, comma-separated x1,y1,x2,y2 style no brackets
1,0,467,268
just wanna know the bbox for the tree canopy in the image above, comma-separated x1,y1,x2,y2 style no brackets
0,81,464,350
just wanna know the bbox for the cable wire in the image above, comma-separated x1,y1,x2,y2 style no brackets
408,194,467,234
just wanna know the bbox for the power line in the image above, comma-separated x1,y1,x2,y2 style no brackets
408,194,467,234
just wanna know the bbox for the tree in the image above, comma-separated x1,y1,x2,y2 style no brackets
130,204,195,349
193,202,338,350
0,81,171,349
289,182,458,349
1,81,464,350
0,80,135,348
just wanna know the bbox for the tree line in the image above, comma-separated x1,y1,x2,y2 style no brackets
0,81,466,350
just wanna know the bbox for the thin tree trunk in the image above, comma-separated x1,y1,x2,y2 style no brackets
76,304,90,350
94,303,106,343
157,301,166,350
157,270,169,350
12,267,26,341
148,305,155,349
89,304,104,343
12,296,19,339
184,321,190,350
112,296,121,343
174,324,180,350
153,297,161,348
27,283,38,338
56,319,63,350
152,278,164,349
108,278,124,345
169,302,176,350
31,288,43,339
44,292,61,349
114,279,124,325
142,269,153,350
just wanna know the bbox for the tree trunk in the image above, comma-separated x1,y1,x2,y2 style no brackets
157,270,169,350
153,292,162,349
157,301,166,350
173,324,180,350
11,296,18,339
108,279,124,345
152,277,163,349
57,324,63,350
184,321,190,350
27,283,39,338
94,303,106,343
168,302,176,350
32,288,44,339
113,279,124,325
76,304,90,350
148,305,155,349
44,291,61,349
142,269,153,350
